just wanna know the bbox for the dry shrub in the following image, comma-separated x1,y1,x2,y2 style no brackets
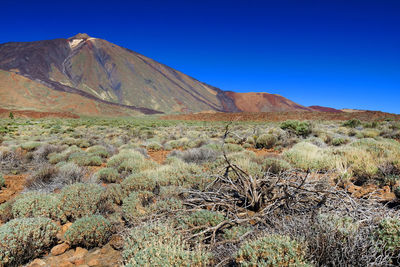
170,147,218,164
25,164,58,191
25,163,85,192
33,144,63,162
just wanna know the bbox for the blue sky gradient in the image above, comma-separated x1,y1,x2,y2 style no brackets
1,0,399,113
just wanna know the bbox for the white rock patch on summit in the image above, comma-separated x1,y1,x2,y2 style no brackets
69,39,84,49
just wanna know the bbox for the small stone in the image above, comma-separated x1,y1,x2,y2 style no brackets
91,249,101,255
57,222,73,241
74,247,89,258
27,258,46,267
59,262,74,267
51,242,70,256
73,258,85,265
87,259,100,266
62,222,73,232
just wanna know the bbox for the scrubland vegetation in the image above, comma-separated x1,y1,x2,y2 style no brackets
0,116,400,266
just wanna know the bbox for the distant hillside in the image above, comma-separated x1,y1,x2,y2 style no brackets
309,105,342,113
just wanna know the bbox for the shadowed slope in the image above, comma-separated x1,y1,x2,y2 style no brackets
0,70,141,117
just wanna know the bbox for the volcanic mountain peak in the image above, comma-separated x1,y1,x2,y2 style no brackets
0,34,318,116
69,33,92,40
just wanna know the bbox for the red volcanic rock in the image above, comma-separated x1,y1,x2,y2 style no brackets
309,105,342,113
51,243,70,256
223,91,310,112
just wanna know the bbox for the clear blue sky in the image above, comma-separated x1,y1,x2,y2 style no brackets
1,0,399,113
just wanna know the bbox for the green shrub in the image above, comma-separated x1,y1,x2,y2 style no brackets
117,157,157,174
177,210,225,230
12,192,66,222
223,225,252,240
225,137,236,144
235,234,309,266
343,119,361,128
332,137,348,146
86,145,109,158
68,152,102,166
146,142,162,151
0,173,5,188
0,217,59,265
255,134,277,149
65,215,112,248
102,184,128,205
20,141,41,151
246,136,255,145
123,222,210,266
341,139,400,183
280,120,312,137
96,168,119,183
59,183,103,221
48,146,81,164
122,191,154,222
223,143,244,152
376,218,400,254
361,129,380,138
107,150,145,169
363,121,379,128
145,159,205,187
284,142,337,171
0,202,13,223
263,157,291,174
164,140,181,150
150,198,183,213
121,173,157,192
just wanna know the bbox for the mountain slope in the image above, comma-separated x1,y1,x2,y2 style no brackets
0,33,310,115
0,70,141,117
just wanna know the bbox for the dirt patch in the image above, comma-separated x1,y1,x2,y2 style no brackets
87,163,107,173
0,174,27,204
344,182,396,202
247,148,281,157
147,150,170,164
162,111,400,122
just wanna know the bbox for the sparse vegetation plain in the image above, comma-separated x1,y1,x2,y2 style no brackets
0,115,400,266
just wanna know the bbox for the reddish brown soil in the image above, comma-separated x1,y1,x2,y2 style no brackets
162,110,400,122
0,108,79,119
0,174,27,204
247,148,281,157
148,150,170,164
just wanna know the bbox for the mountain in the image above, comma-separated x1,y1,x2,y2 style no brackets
0,33,310,116
223,91,310,112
